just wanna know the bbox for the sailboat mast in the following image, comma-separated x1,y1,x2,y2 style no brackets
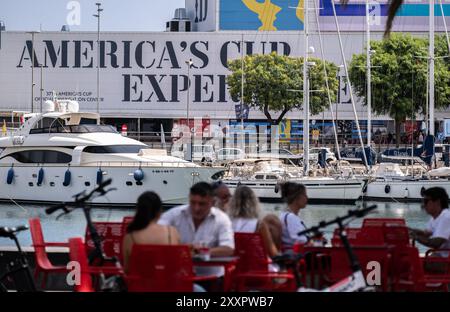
303,0,310,176
366,0,372,146
429,0,435,136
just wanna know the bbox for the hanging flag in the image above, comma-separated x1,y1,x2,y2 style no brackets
2,120,6,136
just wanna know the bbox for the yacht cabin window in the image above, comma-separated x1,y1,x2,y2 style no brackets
83,145,148,154
4,150,72,163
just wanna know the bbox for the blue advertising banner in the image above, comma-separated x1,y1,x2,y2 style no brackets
220,0,305,31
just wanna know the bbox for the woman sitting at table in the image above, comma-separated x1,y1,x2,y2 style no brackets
122,191,180,272
278,182,309,250
228,186,279,257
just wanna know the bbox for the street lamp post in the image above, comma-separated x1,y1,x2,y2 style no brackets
93,3,103,114
27,31,40,113
185,59,194,161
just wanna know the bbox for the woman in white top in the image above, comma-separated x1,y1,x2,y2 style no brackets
278,182,309,250
228,186,279,257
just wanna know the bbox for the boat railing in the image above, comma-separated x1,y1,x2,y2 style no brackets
0,161,215,169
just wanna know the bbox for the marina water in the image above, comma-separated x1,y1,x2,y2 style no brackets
0,201,429,252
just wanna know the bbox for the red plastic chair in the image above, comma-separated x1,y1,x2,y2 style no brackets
331,228,361,246
362,218,406,228
125,244,217,292
391,245,450,292
303,246,392,291
28,218,69,288
234,233,296,292
85,222,125,263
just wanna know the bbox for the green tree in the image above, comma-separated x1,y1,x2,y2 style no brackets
349,34,450,146
227,53,338,125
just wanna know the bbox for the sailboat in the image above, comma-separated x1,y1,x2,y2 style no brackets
363,0,450,202
224,0,365,204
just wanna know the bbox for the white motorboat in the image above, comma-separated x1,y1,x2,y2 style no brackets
0,100,223,206
363,163,450,202
222,159,365,204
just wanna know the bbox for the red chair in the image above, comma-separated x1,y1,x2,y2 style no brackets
68,237,123,292
85,222,125,263
303,246,392,291
391,245,450,292
125,244,217,292
331,228,361,246
234,233,296,292
29,218,69,288
362,218,406,227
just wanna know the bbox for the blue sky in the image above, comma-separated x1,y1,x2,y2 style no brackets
0,0,186,31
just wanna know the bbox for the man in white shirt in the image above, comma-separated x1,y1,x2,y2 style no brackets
410,187,450,257
159,182,234,280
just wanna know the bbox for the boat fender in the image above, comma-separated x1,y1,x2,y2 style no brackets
404,188,409,198
420,187,426,197
63,169,71,187
37,168,44,186
96,168,103,185
384,185,391,194
274,183,279,194
134,168,144,182
7,166,14,185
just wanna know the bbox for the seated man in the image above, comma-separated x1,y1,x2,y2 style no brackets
410,187,450,262
159,181,234,280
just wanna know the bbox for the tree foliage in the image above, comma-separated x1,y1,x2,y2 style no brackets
227,53,338,125
349,34,450,144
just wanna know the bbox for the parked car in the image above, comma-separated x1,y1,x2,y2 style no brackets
216,148,245,165
251,148,302,165
171,144,216,163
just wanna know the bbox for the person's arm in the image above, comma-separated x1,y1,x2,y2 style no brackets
210,215,235,257
408,227,432,237
415,236,447,249
169,226,181,245
122,234,132,273
258,221,279,257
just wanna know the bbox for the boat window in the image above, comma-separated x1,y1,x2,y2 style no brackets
266,175,278,180
30,124,117,134
83,145,148,154
5,150,72,163
80,118,97,125
255,175,265,180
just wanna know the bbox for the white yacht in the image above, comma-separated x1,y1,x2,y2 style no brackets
0,100,223,206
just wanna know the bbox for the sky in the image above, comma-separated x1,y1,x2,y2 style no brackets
0,0,186,32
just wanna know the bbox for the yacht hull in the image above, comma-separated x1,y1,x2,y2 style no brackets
224,178,365,204
0,165,222,207
364,179,450,202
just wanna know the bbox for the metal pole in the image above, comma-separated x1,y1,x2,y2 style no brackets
366,0,372,147
429,0,435,136
186,59,193,161
40,65,43,113
241,33,245,152
303,0,310,175
331,0,368,168
94,3,103,114
31,32,35,113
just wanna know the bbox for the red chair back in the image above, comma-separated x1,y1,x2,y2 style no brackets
234,233,269,273
331,228,361,246
382,224,410,246
126,244,195,292
68,237,94,292
29,218,53,268
303,246,391,290
362,218,406,227
85,222,124,261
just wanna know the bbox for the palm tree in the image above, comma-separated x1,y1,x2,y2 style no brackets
341,0,404,37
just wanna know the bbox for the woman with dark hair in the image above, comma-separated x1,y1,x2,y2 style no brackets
278,182,309,250
122,191,180,272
